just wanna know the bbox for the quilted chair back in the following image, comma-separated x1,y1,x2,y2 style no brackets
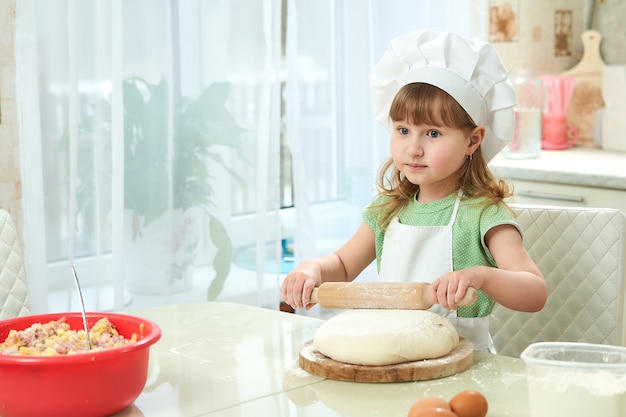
0,208,31,319
490,204,626,357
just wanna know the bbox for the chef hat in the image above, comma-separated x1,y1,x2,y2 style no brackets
370,30,516,162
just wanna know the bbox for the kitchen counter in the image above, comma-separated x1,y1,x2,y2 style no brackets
112,301,531,417
489,147,626,191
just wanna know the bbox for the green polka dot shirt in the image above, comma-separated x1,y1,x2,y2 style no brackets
362,190,520,318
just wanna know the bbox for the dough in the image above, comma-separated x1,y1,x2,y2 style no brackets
313,309,459,366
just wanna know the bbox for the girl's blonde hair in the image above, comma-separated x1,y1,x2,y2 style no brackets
374,83,512,228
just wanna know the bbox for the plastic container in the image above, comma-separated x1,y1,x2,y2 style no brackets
503,69,545,159
521,342,626,417
0,312,161,417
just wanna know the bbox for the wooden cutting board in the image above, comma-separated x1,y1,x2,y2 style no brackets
562,30,605,147
299,337,474,383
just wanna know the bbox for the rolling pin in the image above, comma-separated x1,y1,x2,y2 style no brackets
310,282,477,310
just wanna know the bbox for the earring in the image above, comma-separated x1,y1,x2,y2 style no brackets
467,153,473,161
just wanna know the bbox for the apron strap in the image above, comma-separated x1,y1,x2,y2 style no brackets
447,189,463,227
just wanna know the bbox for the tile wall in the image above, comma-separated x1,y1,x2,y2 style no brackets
591,0,626,65
0,0,21,233
490,0,588,74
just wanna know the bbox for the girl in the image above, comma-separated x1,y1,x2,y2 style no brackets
280,30,547,351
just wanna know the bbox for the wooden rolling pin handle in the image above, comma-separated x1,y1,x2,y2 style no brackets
310,288,320,304
449,286,477,307
310,285,477,309
420,286,478,309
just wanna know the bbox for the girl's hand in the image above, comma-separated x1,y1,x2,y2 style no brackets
280,263,322,310
428,225,547,312
428,269,481,310
280,222,377,311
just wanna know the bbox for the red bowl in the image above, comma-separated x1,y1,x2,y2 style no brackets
0,312,161,417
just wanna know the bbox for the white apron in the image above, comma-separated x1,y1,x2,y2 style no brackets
378,190,494,352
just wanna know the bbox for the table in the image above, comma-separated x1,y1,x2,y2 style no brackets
112,302,530,417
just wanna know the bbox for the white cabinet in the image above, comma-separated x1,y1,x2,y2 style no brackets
489,148,626,214
506,179,626,214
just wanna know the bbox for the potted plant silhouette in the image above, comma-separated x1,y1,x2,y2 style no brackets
61,77,246,297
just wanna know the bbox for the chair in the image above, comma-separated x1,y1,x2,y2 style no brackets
490,204,626,357
0,208,31,319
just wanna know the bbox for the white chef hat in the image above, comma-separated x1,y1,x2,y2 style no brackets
370,30,516,162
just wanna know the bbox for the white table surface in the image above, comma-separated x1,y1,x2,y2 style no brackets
111,301,530,417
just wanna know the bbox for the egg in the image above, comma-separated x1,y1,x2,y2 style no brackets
408,408,458,417
407,397,453,417
449,390,488,417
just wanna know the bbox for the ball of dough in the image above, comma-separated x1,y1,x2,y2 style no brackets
313,309,459,366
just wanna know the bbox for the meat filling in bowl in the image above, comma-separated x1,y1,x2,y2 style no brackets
0,317,138,356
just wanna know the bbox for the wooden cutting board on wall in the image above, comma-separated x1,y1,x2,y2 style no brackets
562,30,605,147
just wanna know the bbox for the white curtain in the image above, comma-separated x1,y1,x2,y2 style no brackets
15,0,483,314
17,0,283,313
